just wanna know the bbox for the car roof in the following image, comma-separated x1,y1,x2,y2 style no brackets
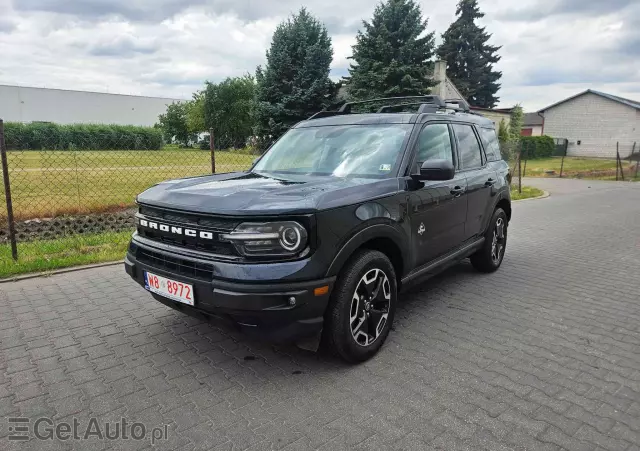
294,111,495,129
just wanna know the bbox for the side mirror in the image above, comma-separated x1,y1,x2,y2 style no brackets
412,159,455,181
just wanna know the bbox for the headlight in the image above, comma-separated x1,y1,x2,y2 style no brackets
221,222,308,257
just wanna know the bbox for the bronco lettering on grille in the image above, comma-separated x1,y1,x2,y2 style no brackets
138,219,214,240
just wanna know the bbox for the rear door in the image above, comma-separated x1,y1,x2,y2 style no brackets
451,123,496,240
409,122,468,267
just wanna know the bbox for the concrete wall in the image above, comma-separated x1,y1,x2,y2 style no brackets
542,92,640,158
477,111,511,129
0,85,184,127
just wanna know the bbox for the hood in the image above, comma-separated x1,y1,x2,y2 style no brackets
137,172,401,216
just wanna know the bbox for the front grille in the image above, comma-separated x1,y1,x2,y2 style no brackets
136,248,215,280
137,229,236,255
137,205,239,257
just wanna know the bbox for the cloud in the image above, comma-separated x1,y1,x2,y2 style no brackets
0,18,16,33
87,37,160,57
13,0,201,22
498,0,637,21
0,0,639,112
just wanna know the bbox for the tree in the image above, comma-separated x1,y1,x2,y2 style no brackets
509,104,524,142
185,91,205,134
345,0,436,101
498,119,509,144
204,75,255,149
437,0,502,108
157,102,190,146
254,8,335,141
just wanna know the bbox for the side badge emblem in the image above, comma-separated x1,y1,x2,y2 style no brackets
418,223,426,236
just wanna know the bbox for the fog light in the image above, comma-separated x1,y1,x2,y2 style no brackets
288,296,296,306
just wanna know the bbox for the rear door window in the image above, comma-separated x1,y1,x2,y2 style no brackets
452,124,483,170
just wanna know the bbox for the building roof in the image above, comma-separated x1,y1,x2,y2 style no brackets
539,89,640,113
0,83,186,102
523,113,544,126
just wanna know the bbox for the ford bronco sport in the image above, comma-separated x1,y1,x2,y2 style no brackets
125,96,511,362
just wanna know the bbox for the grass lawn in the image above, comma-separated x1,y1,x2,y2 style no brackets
0,231,132,279
511,185,545,201
0,150,255,220
520,157,635,179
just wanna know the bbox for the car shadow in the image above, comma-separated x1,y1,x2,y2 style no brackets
155,260,485,377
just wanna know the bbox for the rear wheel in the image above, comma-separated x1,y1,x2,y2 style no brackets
470,208,508,273
324,250,397,363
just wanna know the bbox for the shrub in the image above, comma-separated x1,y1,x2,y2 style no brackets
520,135,554,160
3,122,164,150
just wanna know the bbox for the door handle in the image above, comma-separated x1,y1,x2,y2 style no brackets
450,186,466,197
485,178,497,187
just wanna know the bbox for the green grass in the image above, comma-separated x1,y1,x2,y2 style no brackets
0,150,255,220
511,185,544,201
520,157,634,179
0,231,132,279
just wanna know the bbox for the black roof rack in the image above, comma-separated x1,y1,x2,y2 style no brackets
308,95,476,120
339,95,446,113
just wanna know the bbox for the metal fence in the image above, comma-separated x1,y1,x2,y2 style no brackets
0,120,255,259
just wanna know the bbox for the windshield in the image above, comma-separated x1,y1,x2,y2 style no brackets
252,124,412,178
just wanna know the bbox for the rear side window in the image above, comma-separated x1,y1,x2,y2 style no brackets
452,124,483,170
479,127,501,161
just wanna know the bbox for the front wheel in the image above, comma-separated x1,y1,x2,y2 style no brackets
323,250,397,363
470,208,508,273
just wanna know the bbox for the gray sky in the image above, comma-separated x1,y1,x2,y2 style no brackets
0,0,639,111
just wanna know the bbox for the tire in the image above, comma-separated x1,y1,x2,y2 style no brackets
323,250,397,363
470,207,508,273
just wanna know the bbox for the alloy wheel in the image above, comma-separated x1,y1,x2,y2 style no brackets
491,217,506,264
349,268,391,347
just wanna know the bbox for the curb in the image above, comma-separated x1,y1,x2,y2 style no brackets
513,190,550,203
0,261,122,284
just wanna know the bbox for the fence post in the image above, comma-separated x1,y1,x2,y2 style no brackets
209,128,216,174
635,142,640,180
0,119,18,261
517,149,522,194
617,148,625,182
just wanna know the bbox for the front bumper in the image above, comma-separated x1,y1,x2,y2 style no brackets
124,250,335,343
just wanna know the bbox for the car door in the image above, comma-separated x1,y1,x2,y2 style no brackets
451,123,496,240
408,122,468,267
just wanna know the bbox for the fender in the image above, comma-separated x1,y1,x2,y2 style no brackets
480,190,511,234
325,223,411,279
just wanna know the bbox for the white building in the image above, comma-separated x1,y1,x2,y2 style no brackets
0,84,185,127
539,90,640,158
522,113,544,137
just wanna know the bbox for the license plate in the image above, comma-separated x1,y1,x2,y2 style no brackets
144,271,194,306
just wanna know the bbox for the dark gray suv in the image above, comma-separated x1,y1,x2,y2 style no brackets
125,96,511,362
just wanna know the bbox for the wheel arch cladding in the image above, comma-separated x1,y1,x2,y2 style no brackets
496,198,511,221
326,225,406,285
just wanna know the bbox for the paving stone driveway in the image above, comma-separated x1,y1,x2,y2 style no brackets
1,178,640,451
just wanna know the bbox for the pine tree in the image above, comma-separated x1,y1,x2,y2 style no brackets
345,0,436,101
437,0,502,108
254,8,334,141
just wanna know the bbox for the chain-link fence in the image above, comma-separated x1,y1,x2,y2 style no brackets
0,120,254,259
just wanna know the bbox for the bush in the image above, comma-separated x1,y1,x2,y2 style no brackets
4,122,164,150
521,135,554,160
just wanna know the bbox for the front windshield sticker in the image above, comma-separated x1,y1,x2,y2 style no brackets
379,164,392,172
